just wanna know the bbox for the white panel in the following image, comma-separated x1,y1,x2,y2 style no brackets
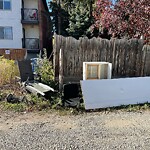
83,62,112,80
81,77,150,110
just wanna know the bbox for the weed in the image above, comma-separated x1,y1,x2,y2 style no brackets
141,103,150,110
0,101,26,112
27,94,51,111
57,108,76,116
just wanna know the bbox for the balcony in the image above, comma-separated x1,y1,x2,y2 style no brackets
21,8,39,24
22,38,39,52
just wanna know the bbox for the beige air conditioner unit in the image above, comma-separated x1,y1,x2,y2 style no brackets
83,62,112,80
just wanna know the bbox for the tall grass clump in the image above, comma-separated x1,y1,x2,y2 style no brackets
0,56,19,86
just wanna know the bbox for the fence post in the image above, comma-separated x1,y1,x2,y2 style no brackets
141,45,149,76
53,33,56,82
59,48,63,92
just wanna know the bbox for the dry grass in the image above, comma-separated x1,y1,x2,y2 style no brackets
0,57,19,86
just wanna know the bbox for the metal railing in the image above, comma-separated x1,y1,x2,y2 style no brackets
21,8,38,23
22,38,39,49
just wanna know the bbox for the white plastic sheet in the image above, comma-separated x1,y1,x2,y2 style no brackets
81,77,150,110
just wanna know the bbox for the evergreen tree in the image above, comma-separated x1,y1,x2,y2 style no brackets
49,0,95,38
66,0,94,39
49,1,69,36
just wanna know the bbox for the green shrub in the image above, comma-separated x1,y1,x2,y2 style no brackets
0,57,19,86
37,49,55,87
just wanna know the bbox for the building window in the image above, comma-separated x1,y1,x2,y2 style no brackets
0,0,11,10
0,27,13,40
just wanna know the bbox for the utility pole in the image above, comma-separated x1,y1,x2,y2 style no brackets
58,0,61,35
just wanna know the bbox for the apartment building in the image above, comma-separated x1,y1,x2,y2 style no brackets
0,0,51,59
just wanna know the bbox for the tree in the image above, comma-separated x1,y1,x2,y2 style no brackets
66,1,92,38
49,1,69,36
61,0,74,12
66,0,95,39
93,0,150,42
49,0,96,38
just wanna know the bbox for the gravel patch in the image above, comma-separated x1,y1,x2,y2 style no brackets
0,111,150,150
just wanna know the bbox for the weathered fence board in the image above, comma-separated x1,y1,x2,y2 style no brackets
53,34,150,83
0,49,27,60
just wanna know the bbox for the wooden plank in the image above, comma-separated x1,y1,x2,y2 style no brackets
0,49,26,60
142,45,150,76
59,48,63,92
81,77,150,110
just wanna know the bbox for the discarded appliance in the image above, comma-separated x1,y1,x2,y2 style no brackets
81,77,150,110
62,83,82,107
83,62,112,80
17,60,54,97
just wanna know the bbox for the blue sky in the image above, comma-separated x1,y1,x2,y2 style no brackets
46,0,50,4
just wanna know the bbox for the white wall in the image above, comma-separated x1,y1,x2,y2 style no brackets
0,0,23,48
24,0,38,9
23,25,39,38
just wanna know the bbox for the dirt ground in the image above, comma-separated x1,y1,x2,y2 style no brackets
1,110,150,150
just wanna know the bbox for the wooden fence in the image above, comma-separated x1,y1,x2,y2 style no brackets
53,34,150,83
0,49,27,60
